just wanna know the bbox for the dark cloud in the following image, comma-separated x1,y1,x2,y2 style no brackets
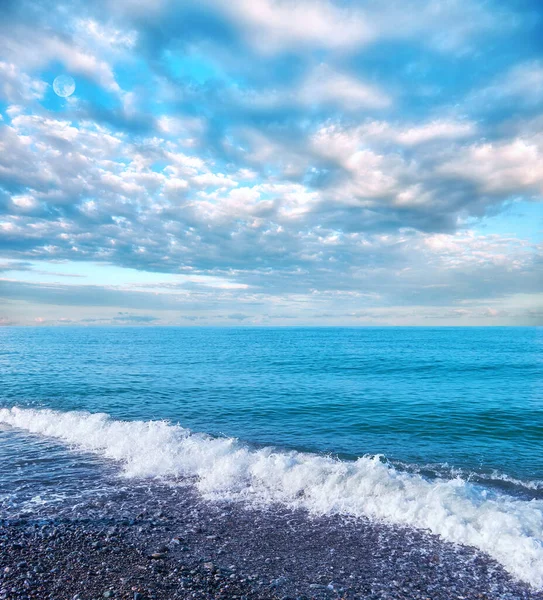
112,313,159,322
0,261,34,273
225,313,250,321
0,280,197,310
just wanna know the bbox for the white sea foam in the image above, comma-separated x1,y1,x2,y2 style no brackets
1,406,542,588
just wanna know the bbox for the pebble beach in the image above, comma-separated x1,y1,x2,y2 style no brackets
2,484,542,600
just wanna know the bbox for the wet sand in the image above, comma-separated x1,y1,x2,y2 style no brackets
1,484,542,600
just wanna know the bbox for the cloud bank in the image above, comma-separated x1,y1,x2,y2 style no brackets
0,0,541,325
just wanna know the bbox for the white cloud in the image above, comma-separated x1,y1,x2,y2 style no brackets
0,62,47,103
311,119,476,154
0,27,121,94
474,61,543,107
394,120,476,146
10,194,38,210
298,64,391,110
74,18,137,51
238,64,391,113
157,115,206,139
310,124,409,202
259,182,320,218
500,61,543,102
192,173,238,188
365,0,516,54
440,138,543,195
202,0,515,56
216,0,373,54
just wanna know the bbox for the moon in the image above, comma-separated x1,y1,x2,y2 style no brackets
53,75,76,98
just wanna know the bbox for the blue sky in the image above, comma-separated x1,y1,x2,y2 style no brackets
0,0,542,326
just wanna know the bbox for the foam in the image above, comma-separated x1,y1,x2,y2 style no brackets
392,459,543,493
1,406,542,588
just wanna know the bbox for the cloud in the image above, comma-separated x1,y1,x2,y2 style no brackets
0,260,34,273
1,229,540,306
0,26,121,94
225,313,250,321
393,121,476,146
237,64,391,113
364,0,517,54
0,316,16,326
473,60,543,109
0,0,541,325
110,0,517,57
0,105,540,290
298,64,391,111
310,119,477,155
112,312,159,322
440,137,543,196
74,18,137,52
216,0,374,54
497,61,543,104
0,62,47,103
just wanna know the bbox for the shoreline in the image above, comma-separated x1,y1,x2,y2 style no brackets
1,484,542,600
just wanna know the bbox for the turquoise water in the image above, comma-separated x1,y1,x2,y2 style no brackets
1,326,543,586
1,326,541,487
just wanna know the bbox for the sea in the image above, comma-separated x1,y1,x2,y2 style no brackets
0,326,542,588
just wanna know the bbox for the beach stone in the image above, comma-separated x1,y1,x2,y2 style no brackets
1,488,542,600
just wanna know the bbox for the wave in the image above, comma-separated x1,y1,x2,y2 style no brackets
389,459,543,494
1,406,542,589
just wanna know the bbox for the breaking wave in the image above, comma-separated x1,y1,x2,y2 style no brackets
1,406,542,588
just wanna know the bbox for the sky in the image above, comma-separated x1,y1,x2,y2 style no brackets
0,0,542,326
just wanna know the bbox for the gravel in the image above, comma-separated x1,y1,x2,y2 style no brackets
1,483,542,600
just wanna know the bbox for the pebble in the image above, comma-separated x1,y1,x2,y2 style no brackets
1,485,542,600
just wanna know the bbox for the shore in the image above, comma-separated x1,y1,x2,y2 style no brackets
1,484,542,600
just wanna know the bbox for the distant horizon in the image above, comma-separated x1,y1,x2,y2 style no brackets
2,323,540,328
1,0,542,326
